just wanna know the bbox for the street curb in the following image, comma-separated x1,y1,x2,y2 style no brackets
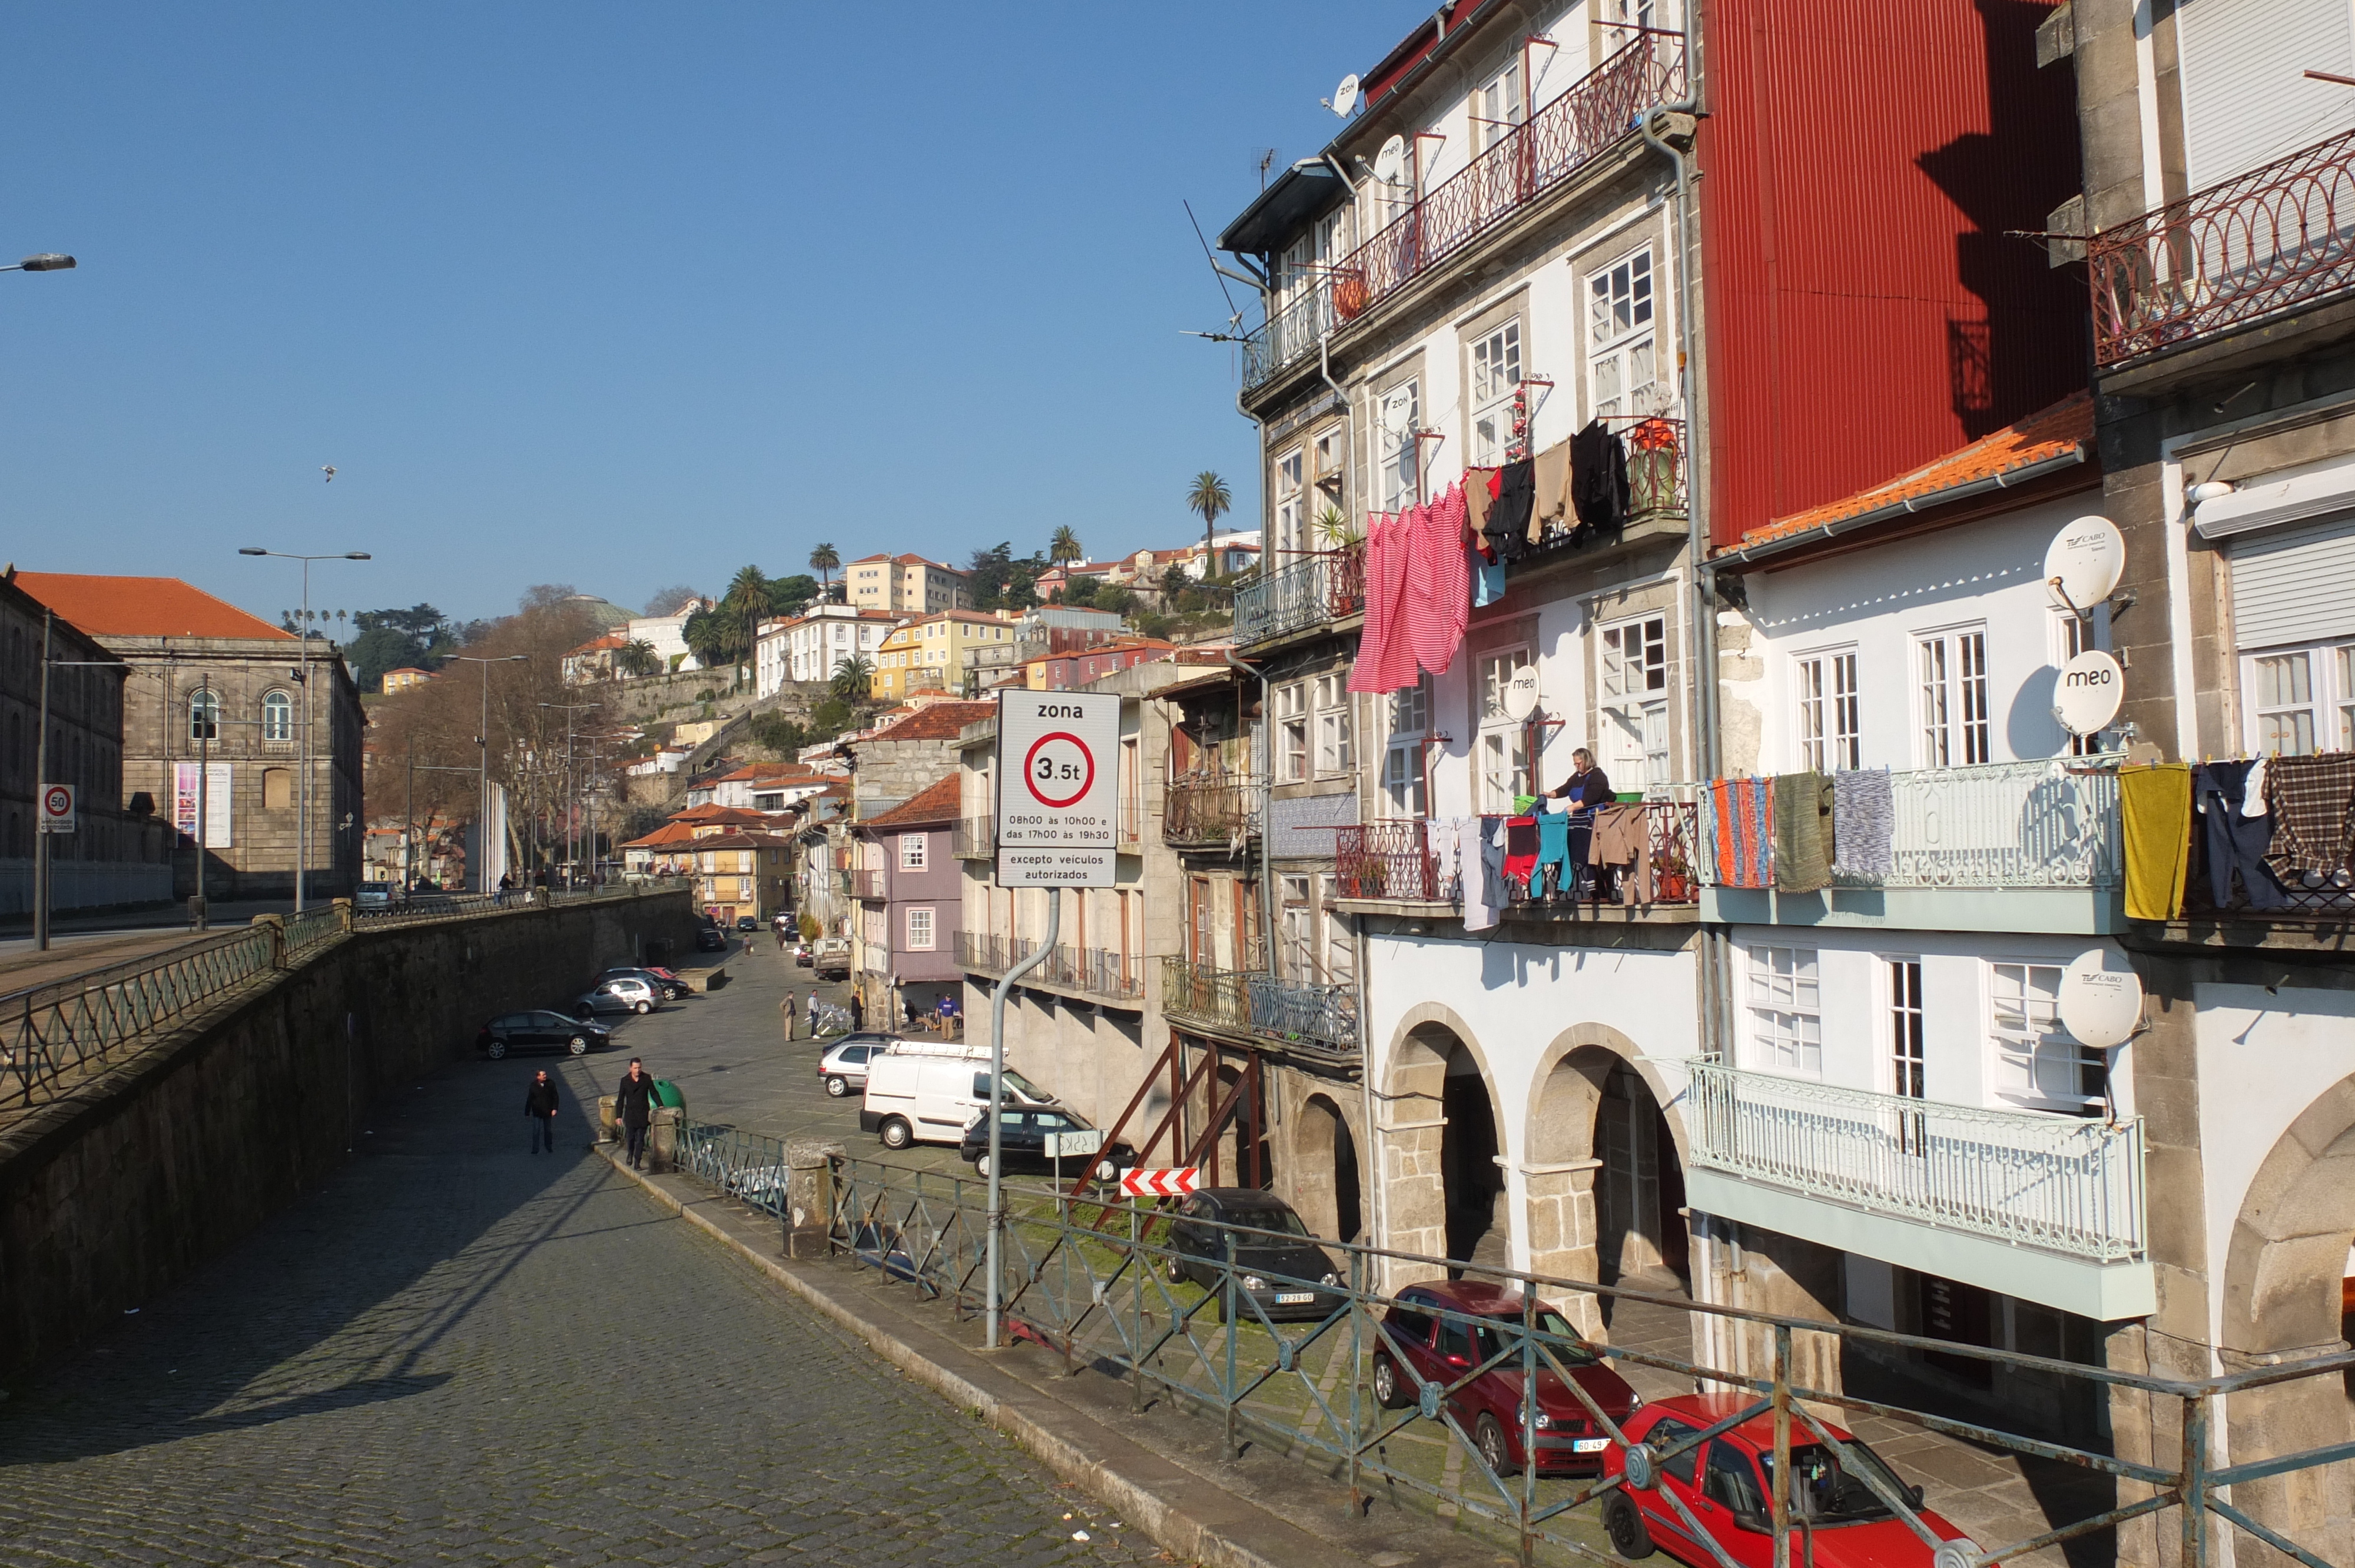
593,1143,1366,1568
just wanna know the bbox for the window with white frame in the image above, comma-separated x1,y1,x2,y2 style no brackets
1321,873,1355,985
1281,874,1314,979
1600,614,1671,786
261,689,294,743
1793,650,1859,772
1477,648,1533,810
1746,945,1822,1077
1989,961,2105,1109
1313,427,1345,513
2243,642,2355,756
1381,678,1430,818
904,906,935,951
1888,958,1926,1098
1916,626,1991,766
1588,248,1657,418
1273,447,1306,555
1475,57,1524,152
188,689,220,741
1469,318,1524,467
899,832,927,871
1378,380,1421,513
1276,681,1310,782
1314,673,1353,775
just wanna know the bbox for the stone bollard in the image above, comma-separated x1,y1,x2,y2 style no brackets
784,1140,844,1258
648,1105,683,1172
597,1095,618,1143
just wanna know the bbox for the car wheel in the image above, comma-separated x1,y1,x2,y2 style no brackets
1165,1257,1186,1285
824,1075,850,1098
1475,1413,1519,1479
568,1035,589,1055
1371,1354,1409,1410
879,1117,913,1151
1602,1494,1654,1560
633,1000,652,1015
485,1036,508,1059
973,1152,992,1179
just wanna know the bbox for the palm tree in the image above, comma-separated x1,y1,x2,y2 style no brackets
723,564,772,663
1186,471,1233,577
1049,525,1083,566
809,543,841,599
681,606,728,670
830,652,875,703
615,639,661,678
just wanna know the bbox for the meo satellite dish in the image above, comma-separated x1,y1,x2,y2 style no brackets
2045,515,2125,612
2058,951,2142,1051
1331,74,1361,117
2053,649,2124,736
1501,667,1541,723
1374,134,1408,185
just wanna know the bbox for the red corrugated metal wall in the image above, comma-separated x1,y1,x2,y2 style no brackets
1697,0,2085,547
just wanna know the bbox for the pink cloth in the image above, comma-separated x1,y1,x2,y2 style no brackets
1407,484,1469,677
1349,509,1419,693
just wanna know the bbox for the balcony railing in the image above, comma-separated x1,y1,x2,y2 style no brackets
1523,417,1685,562
1239,29,1687,393
956,932,1144,1002
2090,125,2355,367
1233,544,1365,648
847,868,885,900
1685,1060,2146,1263
1159,955,1361,1059
952,818,994,859
1335,819,1440,901
1163,775,1261,848
1335,801,1700,907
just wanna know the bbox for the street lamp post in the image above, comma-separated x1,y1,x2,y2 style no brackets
0,254,75,273
446,655,529,892
238,549,370,911
539,702,597,887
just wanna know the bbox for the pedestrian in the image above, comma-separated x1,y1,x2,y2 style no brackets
523,1069,559,1155
806,988,820,1037
615,1058,659,1170
781,988,796,1041
850,991,864,1032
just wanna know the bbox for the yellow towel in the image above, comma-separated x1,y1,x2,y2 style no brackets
2120,762,2191,921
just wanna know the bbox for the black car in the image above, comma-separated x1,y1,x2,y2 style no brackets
960,1107,1135,1182
694,927,728,952
735,915,760,932
598,965,689,1001
477,1010,613,1058
1164,1189,1346,1322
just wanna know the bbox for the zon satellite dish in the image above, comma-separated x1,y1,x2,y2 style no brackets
2058,951,2143,1050
2045,514,2126,612
1330,73,1361,117
1374,134,1408,185
2053,649,2124,736
1501,667,1541,723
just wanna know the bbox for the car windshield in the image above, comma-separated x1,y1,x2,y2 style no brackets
1221,1207,1310,1238
1760,1441,1909,1524
1002,1069,1049,1101
1452,1317,1598,1367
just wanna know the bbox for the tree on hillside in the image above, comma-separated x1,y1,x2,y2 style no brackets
769,573,820,619
681,605,730,669
1049,526,1083,566
1186,471,1232,570
724,564,773,660
830,652,875,703
809,543,841,597
643,583,702,617
967,541,1049,612
347,604,455,692
615,639,661,678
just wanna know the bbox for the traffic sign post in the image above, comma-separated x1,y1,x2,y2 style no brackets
37,782,75,835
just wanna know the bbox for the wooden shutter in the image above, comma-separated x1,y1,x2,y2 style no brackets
2230,511,2355,649
2178,0,2355,190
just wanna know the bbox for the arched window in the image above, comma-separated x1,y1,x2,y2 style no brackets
189,689,220,741
262,690,294,742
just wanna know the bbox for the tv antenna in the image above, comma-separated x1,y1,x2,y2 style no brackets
1373,135,1408,185
1256,148,1279,189
1181,199,1244,340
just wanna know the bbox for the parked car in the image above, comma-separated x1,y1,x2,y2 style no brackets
1163,1188,1346,1323
818,1034,902,1097
694,926,728,953
477,1010,613,1058
860,1044,1056,1149
1600,1393,1971,1564
793,943,814,968
570,976,661,1016
598,966,689,1001
356,883,392,908
960,1107,1134,1180
811,936,851,979
1371,1280,1640,1477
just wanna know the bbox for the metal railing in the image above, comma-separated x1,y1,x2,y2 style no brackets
848,868,885,900
1240,279,1339,390
952,818,994,859
1162,775,1261,848
1862,757,2119,891
759,1153,2355,1568
1684,1060,2147,1263
1523,417,1686,562
1157,955,1360,1059
2090,124,2355,367
1158,955,1255,1035
1336,819,1441,901
674,1122,796,1217
957,932,1145,1002
1338,803,1700,909
1234,545,1365,648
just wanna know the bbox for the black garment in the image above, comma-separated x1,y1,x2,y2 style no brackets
625,1121,650,1168
2195,762,2288,910
531,1117,555,1154
525,1078,559,1118
1484,461,1537,563
614,1071,659,1128
1548,766,1615,810
1569,421,1631,539
850,995,865,1031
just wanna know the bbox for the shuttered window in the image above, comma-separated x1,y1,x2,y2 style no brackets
2178,0,2355,191
2230,511,2355,649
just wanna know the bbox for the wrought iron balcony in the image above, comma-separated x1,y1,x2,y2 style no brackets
957,931,1143,1002
952,818,993,859
1159,956,1361,1061
1238,28,1687,393
847,868,885,901
1233,545,1364,648
1684,1060,2146,1263
2089,125,2355,367
1336,801,1700,907
1521,417,1685,564
1163,775,1261,848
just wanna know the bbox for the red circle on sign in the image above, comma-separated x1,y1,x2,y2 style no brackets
41,785,69,816
1022,731,1094,809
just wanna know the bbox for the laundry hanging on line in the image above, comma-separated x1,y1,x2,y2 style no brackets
1351,482,1470,695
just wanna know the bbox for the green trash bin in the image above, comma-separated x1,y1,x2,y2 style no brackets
653,1078,685,1112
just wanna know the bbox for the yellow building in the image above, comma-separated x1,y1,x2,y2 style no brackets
870,610,1020,701
689,830,795,923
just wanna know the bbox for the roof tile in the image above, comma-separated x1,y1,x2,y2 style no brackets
14,573,294,641
860,774,961,828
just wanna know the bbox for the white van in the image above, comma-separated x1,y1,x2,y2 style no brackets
858,1041,1056,1150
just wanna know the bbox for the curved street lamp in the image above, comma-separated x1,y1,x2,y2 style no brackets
2,254,75,273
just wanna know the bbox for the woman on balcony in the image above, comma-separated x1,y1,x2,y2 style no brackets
1547,749,1616,900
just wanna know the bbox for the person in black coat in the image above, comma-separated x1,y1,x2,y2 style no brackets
524,1069,560,1155
614,1059,659,1170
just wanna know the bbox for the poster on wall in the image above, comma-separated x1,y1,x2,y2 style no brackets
172,762,234,848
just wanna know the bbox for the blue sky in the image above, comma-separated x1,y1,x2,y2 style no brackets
0,4,1428,626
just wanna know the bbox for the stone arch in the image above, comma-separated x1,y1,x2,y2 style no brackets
1378,1002,1504,1287
1292,1092,1362,1244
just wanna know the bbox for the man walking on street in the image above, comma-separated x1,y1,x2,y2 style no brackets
850,991,864,1032
615,1058,659,1170
806,988,820,1038
781,988,796,1041
524,1069,559,1154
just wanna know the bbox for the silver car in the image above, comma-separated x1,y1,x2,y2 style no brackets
571,976,660,1016
818,1033,902,1098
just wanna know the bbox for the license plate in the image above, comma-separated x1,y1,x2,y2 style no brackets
1275,1292,1316,1304
1573,1438,1610,1453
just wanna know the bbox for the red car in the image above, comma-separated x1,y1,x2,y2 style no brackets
1600,1394,1976,1565
1371,1280,1640,1476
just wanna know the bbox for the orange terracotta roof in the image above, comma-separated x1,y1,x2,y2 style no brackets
863,700,996,743
1725,391,2094,554
568,632,629,654
14,573,294,641
622,821,701,848
671,803,769,824
860,774,961,829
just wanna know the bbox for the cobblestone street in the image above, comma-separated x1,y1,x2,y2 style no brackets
0,936,1158,1567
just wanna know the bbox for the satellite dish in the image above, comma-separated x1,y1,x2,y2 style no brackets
2044,515,2125,612
1331,74,1361,117
2058,951,2143,1050
2053,649,2124,736
1374,135,1407,185
1501,667,1540,722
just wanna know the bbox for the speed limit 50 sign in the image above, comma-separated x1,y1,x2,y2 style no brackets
994,690,1118,888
